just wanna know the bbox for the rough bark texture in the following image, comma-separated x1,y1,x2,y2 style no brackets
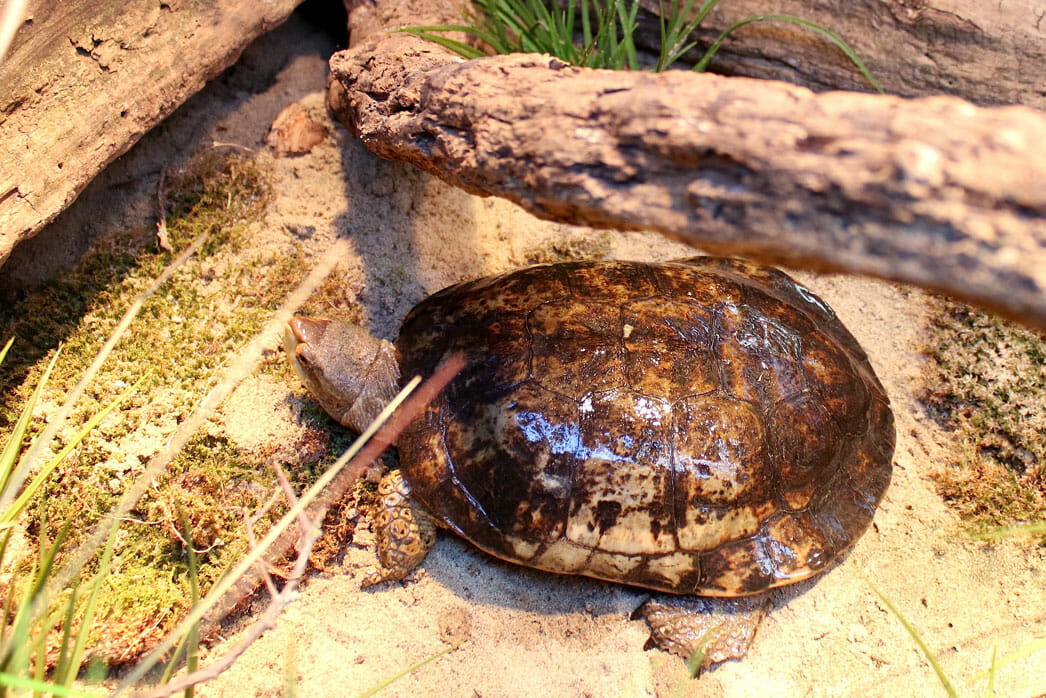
0,0,303,268
328,0,1046,330
635,0,1046,108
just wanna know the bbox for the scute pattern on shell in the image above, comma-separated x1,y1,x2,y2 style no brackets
395,258,894,596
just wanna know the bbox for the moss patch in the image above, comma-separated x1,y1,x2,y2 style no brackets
0,149,338,665
920,299,1046,538
522,231,614,265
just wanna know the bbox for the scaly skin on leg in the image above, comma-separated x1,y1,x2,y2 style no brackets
635,595,771,673
361,469,437,587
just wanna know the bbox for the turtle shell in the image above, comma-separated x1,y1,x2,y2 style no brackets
394,257,894,596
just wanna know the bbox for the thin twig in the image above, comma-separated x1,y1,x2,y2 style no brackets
129,355,465,698
208,142,256,154
139,511,322,698
242,487,281,599
118,352,464,694
247,489,283,528
165,524,219,556
271,463,312,560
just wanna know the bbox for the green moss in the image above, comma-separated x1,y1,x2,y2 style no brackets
297,264,366,321
921,300,1046,539
1,151,271,409
84,431,275,663
522,231,614,265
0,149,332,664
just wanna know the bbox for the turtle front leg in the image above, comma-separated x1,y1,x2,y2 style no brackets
634,594,771,674
361,469,436,587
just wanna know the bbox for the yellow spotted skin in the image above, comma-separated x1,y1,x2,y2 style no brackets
391,258,895,597
361,469,437,587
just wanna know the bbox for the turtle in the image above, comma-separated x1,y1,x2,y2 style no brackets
284,256,895,669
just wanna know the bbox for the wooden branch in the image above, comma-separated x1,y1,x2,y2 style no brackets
137,491,324,698
0,0,304,267
633,0,1046,108
327,0,1046,330
137,356,466,697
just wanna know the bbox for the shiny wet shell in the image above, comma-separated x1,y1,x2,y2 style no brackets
394,257,894,596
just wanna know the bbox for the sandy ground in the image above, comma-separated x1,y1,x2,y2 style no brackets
8,9,1045,698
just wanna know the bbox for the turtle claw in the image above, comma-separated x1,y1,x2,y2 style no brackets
362,469,436,588
635,595,771,674
358,565,404,588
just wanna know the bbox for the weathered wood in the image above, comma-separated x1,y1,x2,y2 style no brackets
0,0,303,268
327,0,1046,329
635,0,1046,108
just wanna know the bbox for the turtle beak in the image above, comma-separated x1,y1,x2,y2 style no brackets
286,316,331,349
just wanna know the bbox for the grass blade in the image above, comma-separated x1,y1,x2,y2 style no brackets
0,529,13,652
656,0,670,70
692,13,882,93
660,0,718,70
527,0,562,53
402,0,881,88
395,27,488,59
3,520,70,677
178,506,201,698
683,624,723,678
0,672,105,698
616,0,640,70
0,347,62,494
970,521,1046,542
968,637,1046,683
581,0,593,47
987,645,996,698
32,593,70,690
654,0,721,70
0,376,144,528
53,578,84,691
861,571,958,698
1,560,34,672
357,641,464,698
498,0,540,49
57,522,119,686
0,336,12,365
160,555,239,687
159,634,188,686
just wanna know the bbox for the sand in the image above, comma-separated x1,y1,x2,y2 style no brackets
10,10,1044,698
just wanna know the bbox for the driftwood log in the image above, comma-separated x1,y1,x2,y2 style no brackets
0,0,304,268
328,0,1046,330
634,0,1046,108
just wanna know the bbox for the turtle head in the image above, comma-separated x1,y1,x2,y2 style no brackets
284,317,400,433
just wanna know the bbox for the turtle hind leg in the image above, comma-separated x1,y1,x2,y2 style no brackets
360,469,436,587
633,594,771,675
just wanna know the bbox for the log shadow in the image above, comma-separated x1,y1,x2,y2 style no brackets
331,135,494,341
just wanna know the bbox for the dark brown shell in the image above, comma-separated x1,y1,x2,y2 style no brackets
395,258,894,596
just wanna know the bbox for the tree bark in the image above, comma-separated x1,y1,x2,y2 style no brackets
634,0,1046,108
328,0,1046,329
0,0,303,268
